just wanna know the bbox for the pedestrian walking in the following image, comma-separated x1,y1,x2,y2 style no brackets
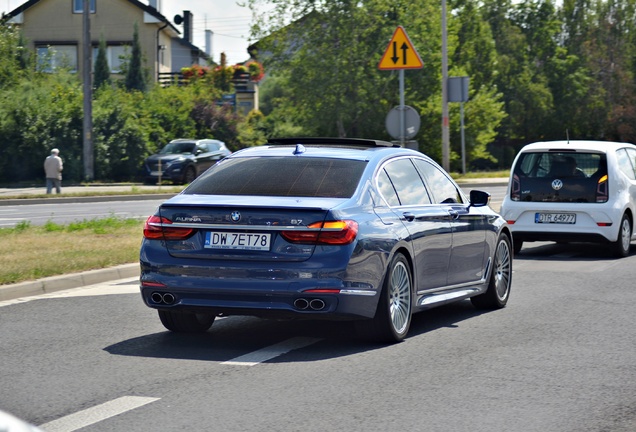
44,148,63,194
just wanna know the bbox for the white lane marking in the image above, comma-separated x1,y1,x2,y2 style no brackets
0,278,139,308
39,396,159,432
221,337,321,366
44,280,139,299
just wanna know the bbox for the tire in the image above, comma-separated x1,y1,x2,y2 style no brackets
182,166,197,185
611,213,632,258
471,233,512,310
158,310,215,333
513,237,523,255
356,253,412,343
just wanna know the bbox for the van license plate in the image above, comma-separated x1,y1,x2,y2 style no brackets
205,231,271,251
535,213,576,224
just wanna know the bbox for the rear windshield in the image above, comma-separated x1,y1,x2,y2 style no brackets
512,151,608,203
184,157,366,198
514,151,606,179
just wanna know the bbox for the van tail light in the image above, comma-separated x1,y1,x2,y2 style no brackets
511,174,520,201
143,215,196,240
281,220,358,245
596,174,608,203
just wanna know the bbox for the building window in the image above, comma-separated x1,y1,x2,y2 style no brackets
73,0,96,13
36,45,78,72
93,45,129,73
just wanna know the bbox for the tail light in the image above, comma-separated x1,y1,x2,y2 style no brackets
596,174,608,203
511,174,520,201
143,215,196,240
281,220,358,245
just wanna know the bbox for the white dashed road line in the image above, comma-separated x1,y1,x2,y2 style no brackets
39,396,160,432
221,337,322,366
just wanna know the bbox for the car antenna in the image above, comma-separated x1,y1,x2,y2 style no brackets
566,129,570,144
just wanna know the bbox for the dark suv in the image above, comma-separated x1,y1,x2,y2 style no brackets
143,139,231,185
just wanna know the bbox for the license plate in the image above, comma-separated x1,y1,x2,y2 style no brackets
150,171,161,176
535,213,576,224
204,231,271,251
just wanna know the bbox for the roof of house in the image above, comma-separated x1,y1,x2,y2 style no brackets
2,0,180,35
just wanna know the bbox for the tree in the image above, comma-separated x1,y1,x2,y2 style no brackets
94,37,111,90
125,22,146,92
0,25,32,91
249,0,507,170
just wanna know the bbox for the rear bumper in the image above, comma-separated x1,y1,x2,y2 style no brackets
139,247,383,320
140,284,379,320
501,203,621,242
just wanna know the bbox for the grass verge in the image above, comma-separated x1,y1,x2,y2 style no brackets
0,216,143,285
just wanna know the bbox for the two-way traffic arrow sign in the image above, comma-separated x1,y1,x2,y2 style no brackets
378,26,423,70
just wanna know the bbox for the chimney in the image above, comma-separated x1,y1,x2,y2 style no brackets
183,10,193,44
205,30,213,58
148,0,161,11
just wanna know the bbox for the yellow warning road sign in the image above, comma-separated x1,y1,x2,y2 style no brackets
378,26,423,70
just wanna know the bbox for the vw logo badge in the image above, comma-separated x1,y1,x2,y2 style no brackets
230,211,241,222
551,179,563,190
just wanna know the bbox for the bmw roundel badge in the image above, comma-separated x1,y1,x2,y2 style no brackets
230,211,241,222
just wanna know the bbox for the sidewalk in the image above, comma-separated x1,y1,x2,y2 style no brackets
0,263,139,302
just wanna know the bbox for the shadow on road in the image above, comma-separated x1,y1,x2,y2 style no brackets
104,300,489,362
515,241,634,260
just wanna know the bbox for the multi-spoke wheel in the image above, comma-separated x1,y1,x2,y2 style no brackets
471,233,512,309
356,253,412,343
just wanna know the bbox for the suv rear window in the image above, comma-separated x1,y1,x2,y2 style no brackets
511,151,608,203
184,157,365,198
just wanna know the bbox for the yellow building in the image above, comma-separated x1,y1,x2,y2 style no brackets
4,0,208,81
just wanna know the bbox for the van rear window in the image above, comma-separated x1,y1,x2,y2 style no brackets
511,152,608,203
515,152,605,179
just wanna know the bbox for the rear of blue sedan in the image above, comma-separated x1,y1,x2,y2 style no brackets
140,138,512,343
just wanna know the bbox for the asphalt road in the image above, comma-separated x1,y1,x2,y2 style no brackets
1,241,635,432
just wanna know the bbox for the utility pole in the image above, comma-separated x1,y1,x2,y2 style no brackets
441,0,450,171
82,0,94,180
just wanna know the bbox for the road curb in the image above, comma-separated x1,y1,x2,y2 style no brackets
0,263,139,302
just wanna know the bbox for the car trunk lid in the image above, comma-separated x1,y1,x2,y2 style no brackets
155,195,344,262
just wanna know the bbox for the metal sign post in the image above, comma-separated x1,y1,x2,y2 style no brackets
448,76,470,173
379,26,423,146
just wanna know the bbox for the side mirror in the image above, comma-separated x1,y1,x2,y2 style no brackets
469,190,490,207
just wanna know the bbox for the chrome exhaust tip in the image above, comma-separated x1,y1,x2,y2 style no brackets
162,293,175,305
309,299,326,311
294,298,309,310
151,292,164,304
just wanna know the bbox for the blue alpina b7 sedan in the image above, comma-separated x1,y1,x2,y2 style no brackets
140,138,512,343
